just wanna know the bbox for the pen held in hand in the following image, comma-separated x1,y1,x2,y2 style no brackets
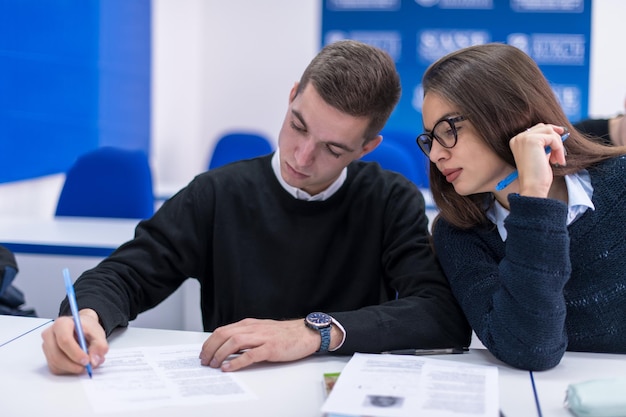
495,130,570,191
382,347,469,356
63,268,93,378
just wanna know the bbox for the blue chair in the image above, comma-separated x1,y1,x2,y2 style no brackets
208,132,274,170
361,139,424,187
55,147,154,219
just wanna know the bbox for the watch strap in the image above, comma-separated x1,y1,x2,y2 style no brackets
318,325,331,352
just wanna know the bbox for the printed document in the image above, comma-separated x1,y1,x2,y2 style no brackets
322,352,499,417
82,344,256,413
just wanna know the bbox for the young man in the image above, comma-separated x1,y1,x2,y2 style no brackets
42,40,470,375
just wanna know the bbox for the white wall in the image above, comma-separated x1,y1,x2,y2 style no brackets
151,0,320,196
588,0,626,117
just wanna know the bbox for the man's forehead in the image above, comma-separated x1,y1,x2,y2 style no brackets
291,88,369,146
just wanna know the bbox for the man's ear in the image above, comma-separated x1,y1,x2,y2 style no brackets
359,135,383,158
288,82,299,103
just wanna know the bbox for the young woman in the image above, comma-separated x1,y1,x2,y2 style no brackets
417,43,626,371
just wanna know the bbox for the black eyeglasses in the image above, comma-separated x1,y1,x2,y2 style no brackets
416,115,466,156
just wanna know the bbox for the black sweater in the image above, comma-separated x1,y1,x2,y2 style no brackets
61,155,470,353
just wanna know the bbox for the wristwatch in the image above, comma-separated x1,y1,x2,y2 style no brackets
304,312,332,352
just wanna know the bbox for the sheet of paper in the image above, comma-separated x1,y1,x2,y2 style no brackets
321,352,499,417
82,344,256,413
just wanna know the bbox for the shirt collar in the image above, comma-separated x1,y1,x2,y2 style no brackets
486,170,595,241
271,147,347,201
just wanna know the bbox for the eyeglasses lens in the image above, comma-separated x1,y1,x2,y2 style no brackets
433,119,457,148
416,119,456,156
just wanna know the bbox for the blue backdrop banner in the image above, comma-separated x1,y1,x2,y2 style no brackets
322,0,591,187
0,0,150,184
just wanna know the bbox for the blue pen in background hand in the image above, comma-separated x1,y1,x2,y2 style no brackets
63,268,93,378
495,130,570,191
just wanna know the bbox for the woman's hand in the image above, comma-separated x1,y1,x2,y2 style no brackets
508,124,568,198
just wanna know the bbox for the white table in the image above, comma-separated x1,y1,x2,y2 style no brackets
0,216,139,257
0,315,52,347
0,316,545,417
0,319,349,417
531,351,626,416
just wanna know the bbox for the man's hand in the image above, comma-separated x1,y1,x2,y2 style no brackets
41,308,108,375
199,318,331,372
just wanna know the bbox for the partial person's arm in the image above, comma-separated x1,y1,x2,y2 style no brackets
573,109,625,147
573,118,612,145
57,177,214,335
329,179,471,354
609,114,625,146
43,175,215,376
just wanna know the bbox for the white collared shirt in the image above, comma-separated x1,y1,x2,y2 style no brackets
271,148,347,201
487,170,595,241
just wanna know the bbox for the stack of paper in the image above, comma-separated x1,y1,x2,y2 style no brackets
322,352,499,417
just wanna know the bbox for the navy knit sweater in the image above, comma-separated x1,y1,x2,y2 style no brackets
433,156,626,371
61,155,470,354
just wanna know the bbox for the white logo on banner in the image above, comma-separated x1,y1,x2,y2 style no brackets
507,33,586,65
414,0,439,6
415,0,493,8
552,84,581,117
511,0,584,12
508,33,585,65
418,30,490,62
412,84,425,113
327,0,401,10
508,33,531,54
324,31,402,62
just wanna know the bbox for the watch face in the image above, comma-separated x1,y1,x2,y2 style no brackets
306,312,332,328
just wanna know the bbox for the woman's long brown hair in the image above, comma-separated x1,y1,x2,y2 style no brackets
422,43,626,229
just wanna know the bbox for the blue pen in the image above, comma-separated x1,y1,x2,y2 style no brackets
63,268,93,378
495,130,570,191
